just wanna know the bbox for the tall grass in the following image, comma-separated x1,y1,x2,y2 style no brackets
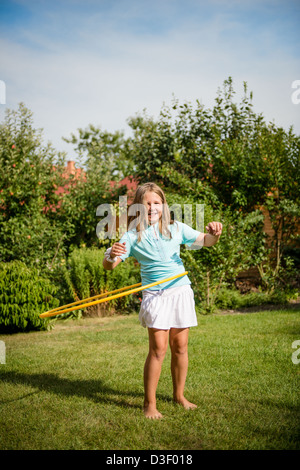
0,308,299,450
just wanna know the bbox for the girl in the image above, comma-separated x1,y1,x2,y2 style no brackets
103,183,222,419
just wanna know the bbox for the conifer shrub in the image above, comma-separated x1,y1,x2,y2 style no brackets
0,261,59,333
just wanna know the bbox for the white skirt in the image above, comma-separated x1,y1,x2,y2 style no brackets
139,284,198,330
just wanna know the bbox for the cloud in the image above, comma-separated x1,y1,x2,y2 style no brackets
0,0,299,156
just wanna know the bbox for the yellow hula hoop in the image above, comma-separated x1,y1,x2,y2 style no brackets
39,271,188,319
41,282,142,316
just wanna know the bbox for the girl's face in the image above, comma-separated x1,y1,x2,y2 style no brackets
144,191,163,225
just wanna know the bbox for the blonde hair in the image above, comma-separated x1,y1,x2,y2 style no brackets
128,182,173,241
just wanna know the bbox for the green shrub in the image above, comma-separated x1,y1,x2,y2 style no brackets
60,247,141,317
0,103,69,269
214,286,294,311
0,261,59,333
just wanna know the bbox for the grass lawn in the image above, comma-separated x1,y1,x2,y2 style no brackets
0,307,299,450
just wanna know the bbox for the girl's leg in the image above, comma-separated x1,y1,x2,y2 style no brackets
143,328,169,419
169,328,197,409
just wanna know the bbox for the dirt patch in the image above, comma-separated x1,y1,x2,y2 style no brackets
83,303,117,318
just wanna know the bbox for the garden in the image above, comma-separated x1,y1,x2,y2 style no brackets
0,78,299,450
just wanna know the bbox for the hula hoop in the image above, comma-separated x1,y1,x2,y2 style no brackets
39,271,188,318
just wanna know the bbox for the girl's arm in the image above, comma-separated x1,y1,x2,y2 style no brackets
192,222,223,248
102,242,127,270
103,257,123,271
204,222,222,247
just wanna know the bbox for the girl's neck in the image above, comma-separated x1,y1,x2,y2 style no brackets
148,220,160,227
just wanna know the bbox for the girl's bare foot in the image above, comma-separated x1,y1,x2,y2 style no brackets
174,396,197,410
143,404,163,419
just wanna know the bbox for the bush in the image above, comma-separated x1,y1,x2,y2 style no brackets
180,204,267,313
214,286,295,311
0,103,68,269
0,261,59,333
58,247,141,318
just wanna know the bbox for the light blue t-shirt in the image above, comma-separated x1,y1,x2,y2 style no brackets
119,221,200,290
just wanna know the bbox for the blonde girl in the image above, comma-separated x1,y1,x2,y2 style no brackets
103,183,222,419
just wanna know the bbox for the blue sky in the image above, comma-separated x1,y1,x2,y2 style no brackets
0,0,299,157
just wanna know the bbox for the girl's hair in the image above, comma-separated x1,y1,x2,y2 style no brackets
128,182,173,241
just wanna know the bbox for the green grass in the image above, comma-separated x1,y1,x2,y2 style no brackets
0,308,299,450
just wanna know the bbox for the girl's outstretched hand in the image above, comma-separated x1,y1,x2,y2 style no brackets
205,222,223,237
111,242,127,258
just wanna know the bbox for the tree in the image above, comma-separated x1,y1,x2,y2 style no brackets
256,125,300,290
127,78,299,214
126,78,300,296
0,103,69,269
60,125,134,249
63,124,135,180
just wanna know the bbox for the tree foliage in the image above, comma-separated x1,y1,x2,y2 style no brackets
60,125,134,249
0,103,68,268
126,77,300,303
1,78,299,327
0,261,59,332
127,77,299,213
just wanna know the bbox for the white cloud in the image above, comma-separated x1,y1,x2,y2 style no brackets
0,2,299,157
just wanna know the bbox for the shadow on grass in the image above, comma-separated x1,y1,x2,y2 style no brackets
0,370,173,410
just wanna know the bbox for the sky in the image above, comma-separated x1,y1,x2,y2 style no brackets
0,0,299,159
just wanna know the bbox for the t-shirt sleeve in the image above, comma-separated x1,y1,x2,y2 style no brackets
180,222,201,247
118,231,133,261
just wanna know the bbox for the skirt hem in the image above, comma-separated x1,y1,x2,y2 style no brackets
139,284,197,330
